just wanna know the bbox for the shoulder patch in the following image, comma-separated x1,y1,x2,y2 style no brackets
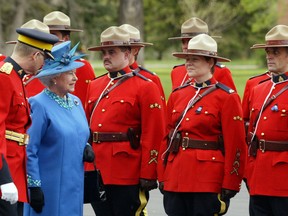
0,62,13,75
139,66,156,75
248,71,270,80
216,82,234,94
173,63,185,69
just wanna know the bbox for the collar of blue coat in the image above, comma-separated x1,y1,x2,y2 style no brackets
35,41,85,79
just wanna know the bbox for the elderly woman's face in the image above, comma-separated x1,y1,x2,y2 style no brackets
53,70,78,97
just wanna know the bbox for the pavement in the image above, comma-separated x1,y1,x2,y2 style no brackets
83,181,249,215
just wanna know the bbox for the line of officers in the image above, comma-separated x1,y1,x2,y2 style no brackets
0,11,287,216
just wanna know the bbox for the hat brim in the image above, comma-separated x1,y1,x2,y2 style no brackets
35,61,84,79
130,42,153,46
168,35,222,40
250,43,288,49
88,44,144,51
172,52,231,62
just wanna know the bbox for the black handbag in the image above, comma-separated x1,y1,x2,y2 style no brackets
84,162,106,203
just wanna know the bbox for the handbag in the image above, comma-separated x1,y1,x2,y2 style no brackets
84,162,106,203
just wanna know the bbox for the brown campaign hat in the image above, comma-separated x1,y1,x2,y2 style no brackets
119,24,153,46
43,11,83,32
172,34,230,62
15,19,59,59
251,25,288,49
88,26,144,51
169,17,220,40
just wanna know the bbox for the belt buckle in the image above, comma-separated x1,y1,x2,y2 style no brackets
22,134,29,145
93,132,100,143
182,137,189,150
259,139,265,153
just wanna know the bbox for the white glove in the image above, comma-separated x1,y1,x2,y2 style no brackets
0,182,18,204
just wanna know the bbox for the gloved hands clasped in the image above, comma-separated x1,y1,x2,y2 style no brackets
0,182,18,204
139,178,158,191
220,188,238,201
29,187,44,213
83,143,95,162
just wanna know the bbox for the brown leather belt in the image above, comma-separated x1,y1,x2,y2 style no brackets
258,139,288,152
5,130,29,146
181,137,220,150
93,132,129,143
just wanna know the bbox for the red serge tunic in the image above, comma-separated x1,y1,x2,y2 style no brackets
85,66,166,185
247,73,288,196
0,59,31,202
170,63,237,91
159,77,246,193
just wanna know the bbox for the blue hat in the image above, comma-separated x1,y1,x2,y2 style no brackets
35,41,85,78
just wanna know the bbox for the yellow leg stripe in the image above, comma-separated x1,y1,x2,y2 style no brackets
135,189,148,216
217,193,227,214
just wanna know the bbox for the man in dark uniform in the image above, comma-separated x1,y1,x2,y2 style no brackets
169,17,237,91
85,26,166,216
0,20,58,216
247,24,288,216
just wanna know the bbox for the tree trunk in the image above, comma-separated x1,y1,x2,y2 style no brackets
118,0,145,65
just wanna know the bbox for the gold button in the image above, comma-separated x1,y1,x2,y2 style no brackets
106,95,109,99
98,124,102,127
120,100,124,103
88,100,91,103
251,108,255,111
205,111,208,114
102,109,105,112
261,132,264,136
263,116,267,120
185,132,189,136
233,117,237,120
186,118,189,121
172,110,176,113
21,102,24,105
111,82,114,85
282,110,286,113
212,157,215,160
20,92,22,96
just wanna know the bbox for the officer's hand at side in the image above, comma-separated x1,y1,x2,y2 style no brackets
139,179,158,191
83,144,95,163
0,182,18,204
220,188,238,201
158,181,164,194
29,187,44,213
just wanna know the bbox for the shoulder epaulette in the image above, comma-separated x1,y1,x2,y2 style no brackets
0,62,13,75
139,66,156,75
173,63,185,69
94,72,108,80
258,77,271,85
216,82,235,94
248,71,270,80
172,82,191,92
215,62,226,68
133,69,150,81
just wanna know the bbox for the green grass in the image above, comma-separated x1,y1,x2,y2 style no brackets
92,59,266,99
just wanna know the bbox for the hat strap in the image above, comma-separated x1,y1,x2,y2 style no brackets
187,49,218,57
266,40,288,46
48,25,71,30
101,41,130,46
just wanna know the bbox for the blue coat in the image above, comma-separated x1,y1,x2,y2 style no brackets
24,90,89,216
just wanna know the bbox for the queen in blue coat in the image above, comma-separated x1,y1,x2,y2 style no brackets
24,41,94,216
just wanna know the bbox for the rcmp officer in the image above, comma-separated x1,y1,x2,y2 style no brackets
119,24,166,107
158,34,246,215
169,17,237,91
247,25,288,216
0,21,58,216
85,26,166,216
24,11,96,105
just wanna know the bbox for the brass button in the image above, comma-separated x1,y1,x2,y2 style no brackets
186,117,189,121
185,132,189,136
98,124,102,127
102,109,105,112
261,132,264,136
